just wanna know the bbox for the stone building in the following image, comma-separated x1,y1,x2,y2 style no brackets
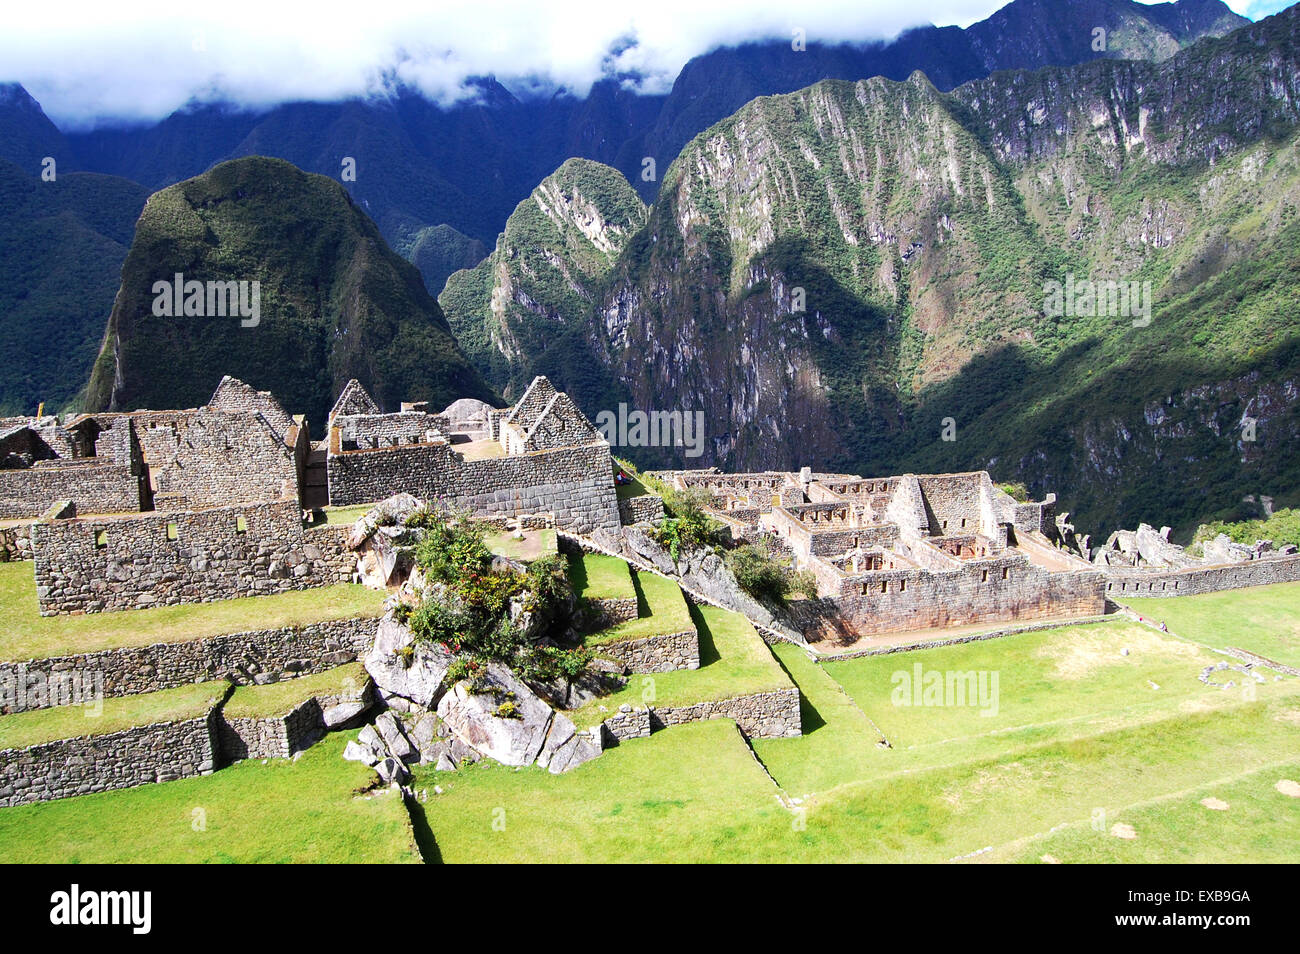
324,375,620,534
651,467,1108,637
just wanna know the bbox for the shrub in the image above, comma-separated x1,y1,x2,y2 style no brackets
725,541,817,603
652,487,726,560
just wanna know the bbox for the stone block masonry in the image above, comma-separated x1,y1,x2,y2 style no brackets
0,522,33,561
32,499,356,615
217,697,325,762
1104,553,1300,598
327,439,620,534
0,616,378,713
601,687,801,742
0,460,142,520
0,712,218,808
599,630,700,674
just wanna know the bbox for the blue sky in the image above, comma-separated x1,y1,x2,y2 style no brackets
2,0,1294,126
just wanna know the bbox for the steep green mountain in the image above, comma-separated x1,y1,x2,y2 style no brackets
440,158,647,409
447,7,1300,539
0,160,149,414
392,223,488,301
82,157,496,426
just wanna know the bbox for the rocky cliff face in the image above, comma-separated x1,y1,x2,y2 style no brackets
83,156,495,426
447,7,1300,537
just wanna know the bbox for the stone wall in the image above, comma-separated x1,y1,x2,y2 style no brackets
599,629,700,673
580,596,639,631
328,440,620,533
1103,554,1300,598
32,500,355,615
0,522,32,561
0,616,378,713
217,697,324,762
600,687,801,741
0,713,217,807
0,459,142,520
832,559,1106,636
618,495,665,525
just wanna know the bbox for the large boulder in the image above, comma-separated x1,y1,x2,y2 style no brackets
435,662,555,767
346,493,426,549
364,614,453,708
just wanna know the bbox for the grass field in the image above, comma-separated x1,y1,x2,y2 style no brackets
222,664,365,719
571,603,792,728
0,682,228,749
566,551,636,601
0,734,420,863
0,562,383,661
586,570,694,646
1128,580,1300,667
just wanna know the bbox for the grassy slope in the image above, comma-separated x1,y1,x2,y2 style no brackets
570,603,791,727
587,570,694,645
222,663,365,719
566,552,636,602
0,734,420,863
0,682,227,749
1127,580,1300,667
0,562,383,661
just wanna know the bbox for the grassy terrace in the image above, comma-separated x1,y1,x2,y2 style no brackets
0,682,228,750
0,734,420,863
0,562,383,662
586,570,693,646
566,551,636,602
570,603,792,728
222,663,365,719
1127,579,1300,667
318,504,375,526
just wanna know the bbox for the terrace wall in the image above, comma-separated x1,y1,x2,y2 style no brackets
1103,554,1300,598
600,629,700,674
0,712,217,807
0,616,378,713
217,697,325,762
32,500,355,615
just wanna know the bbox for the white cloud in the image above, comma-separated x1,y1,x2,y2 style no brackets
1,0,1287,126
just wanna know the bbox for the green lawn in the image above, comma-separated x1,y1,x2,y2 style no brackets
317,504,377,526
587,571,694,646
0,562,383,661
0,682,227,749
819,620,1284,767
410,720,792,863
1128,580,1300,667
566,551,636,601
991,756,1300,864
0,733,420,863
222,664,365,719
570,603,792,728
751,642,887,796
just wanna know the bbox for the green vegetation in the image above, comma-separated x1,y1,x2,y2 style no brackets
1128,580,1300,668
725,540,818,604
0,682,227,750
651,486,727,560
587,570,693,646
0,562,384,661
570,603,792,727
81,156,496,424
222,664,365,719
484,528,557,562
318,504,378,526
0,734,420,863
566,551,636,602
1193,508,1300,550
0,160,149,414
407,509,585,686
